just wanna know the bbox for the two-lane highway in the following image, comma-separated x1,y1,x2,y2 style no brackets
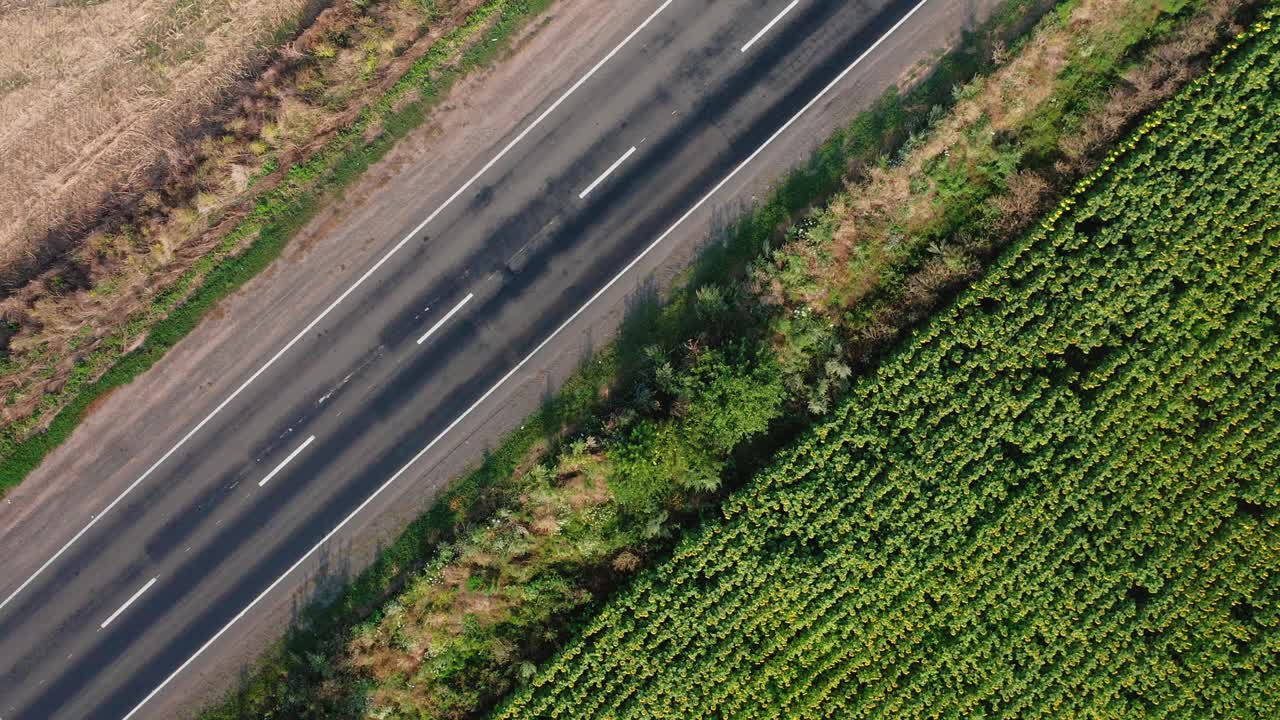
0,1,936,716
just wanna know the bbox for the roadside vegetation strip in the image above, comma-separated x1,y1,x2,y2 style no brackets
500,14,1280,716
0,0,552,493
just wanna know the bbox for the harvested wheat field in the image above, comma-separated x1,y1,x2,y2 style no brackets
0,0,316,285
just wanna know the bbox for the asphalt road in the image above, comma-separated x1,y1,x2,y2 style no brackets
0,0,935,716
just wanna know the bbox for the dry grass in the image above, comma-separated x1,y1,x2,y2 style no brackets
0,0,316,287
758,0,1248,325
811,0,1126,309
343,446,614,718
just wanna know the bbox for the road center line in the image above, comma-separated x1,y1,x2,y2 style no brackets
741,0,800,53
0,0,676,617
121,1,931,716
258,436,316,488
100,577,157,630
578,146,637,200
416,293,474,345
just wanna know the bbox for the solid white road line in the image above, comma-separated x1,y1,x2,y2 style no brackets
416,293,474,345
0,0,677,618
100,578,157,630
121,1,931,717
741,0,800,53
578,146,637,200
258,436,316,488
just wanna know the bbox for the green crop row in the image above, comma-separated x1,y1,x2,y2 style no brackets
497,10,1280,719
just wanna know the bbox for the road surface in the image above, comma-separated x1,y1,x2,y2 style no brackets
0,0,984,716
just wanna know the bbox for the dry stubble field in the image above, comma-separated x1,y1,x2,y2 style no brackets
0,0,314,284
